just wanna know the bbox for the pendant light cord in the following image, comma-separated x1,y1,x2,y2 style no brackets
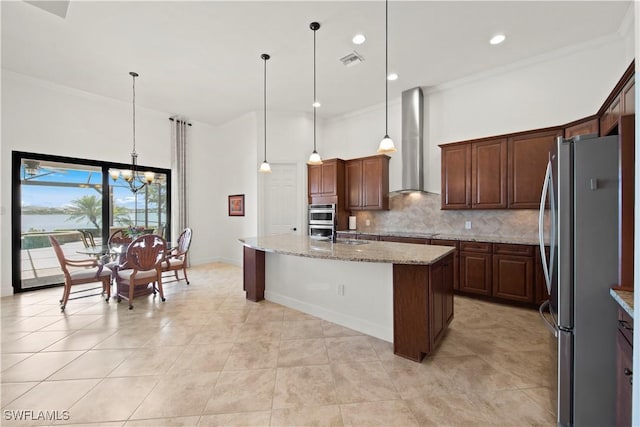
313,25,317,152
385,0,389,136
264,55,267,162
132,73,137,156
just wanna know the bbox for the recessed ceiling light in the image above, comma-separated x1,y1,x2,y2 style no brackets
387,73,398,81
312,101,321,108
489,34,506,45
352,34,366,45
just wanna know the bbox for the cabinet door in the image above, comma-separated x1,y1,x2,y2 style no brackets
321,161,337,196
459,252,492,296
431,239,460,290
622,77,635,115
308,164,322,199
564,118,598,139
443,254,454,325
508,130,560,209
616,330,633,427
492,254,534,303
430,259,445,346
441,144,471,209
362,156,389,210
472,138,507,209
345,160,362,209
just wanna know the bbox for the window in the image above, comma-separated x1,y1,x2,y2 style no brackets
12,151,171,292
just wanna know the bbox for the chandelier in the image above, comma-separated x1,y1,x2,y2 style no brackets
109,71,155,193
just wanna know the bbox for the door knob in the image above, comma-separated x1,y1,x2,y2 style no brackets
292,227,297,231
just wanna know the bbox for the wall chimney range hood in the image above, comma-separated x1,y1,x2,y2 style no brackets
400,87,424,192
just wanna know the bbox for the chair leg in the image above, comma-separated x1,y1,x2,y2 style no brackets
129,281,134,310
60,282,71,312
182,267,190,285
156,276,166,302
103,277,111,302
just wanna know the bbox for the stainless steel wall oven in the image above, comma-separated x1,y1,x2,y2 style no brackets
308,203,336,240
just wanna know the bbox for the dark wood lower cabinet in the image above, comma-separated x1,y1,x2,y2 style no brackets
492,254,534,303
616,308,633,427
431,239,460,291
459,249,492,296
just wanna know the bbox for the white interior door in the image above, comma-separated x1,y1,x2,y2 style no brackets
263,163,300,235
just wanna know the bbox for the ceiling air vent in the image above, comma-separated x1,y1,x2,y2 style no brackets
339,51,365,67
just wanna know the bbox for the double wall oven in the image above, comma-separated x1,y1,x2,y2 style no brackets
308,204,336,240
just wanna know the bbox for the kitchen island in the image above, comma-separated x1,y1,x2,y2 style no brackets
240,234,454,362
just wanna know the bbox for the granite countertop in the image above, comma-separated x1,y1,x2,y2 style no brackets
610,288,634,318
239,234,454,265
337,230,541,246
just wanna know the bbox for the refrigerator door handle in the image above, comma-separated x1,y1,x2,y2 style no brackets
539,160,552,292
539,300,558,338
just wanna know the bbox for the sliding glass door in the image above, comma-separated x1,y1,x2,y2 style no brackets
12,152,171,292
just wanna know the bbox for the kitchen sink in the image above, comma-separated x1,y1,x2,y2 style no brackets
336,239,369,245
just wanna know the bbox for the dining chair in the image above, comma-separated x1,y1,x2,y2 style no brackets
113,234,167,309
49,236,112,312
78,230,96,248
161,227,192,284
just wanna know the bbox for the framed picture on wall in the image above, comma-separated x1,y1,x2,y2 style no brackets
228,194,245,216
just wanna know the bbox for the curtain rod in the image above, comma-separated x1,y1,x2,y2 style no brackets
169,117,192,126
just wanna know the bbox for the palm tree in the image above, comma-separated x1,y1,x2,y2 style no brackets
66,195,101,229
66,195,132,229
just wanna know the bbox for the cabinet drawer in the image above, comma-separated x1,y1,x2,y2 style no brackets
618,307,633,347
493,243,534,256
356,234,380,241
460,241,492,253
431,239,459,248
380,236,429,244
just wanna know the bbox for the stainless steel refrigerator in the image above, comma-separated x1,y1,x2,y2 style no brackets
538,134,619,426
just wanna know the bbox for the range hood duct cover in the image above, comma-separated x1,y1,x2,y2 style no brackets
401,87,424,191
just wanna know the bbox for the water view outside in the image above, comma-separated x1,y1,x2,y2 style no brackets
19,159,168,289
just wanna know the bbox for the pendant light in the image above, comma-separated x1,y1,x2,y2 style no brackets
307,21,323,165
110,72,155,193
259,53,272,173
377,0,397,154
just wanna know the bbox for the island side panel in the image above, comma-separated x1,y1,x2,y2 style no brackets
393,264,431,362
243,246,265,302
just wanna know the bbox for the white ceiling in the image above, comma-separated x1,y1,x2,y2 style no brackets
1,1,632,126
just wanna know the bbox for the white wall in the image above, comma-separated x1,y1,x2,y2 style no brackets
323,33,634,194
202,112,259,266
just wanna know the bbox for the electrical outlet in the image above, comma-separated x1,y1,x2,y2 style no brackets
465,220,472,230
338,284,345,296
365,219,371,226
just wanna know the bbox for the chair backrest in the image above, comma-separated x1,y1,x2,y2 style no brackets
176,228,192,256
48,236,69,275
108,229,132,247
78,230,96,248
126,234,166,271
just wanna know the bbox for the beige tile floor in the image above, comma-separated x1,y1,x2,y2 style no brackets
1,263,556,426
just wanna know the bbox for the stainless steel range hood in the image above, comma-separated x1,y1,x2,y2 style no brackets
400,87,424,192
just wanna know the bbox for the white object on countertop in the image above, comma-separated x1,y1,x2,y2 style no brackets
349,216,357,230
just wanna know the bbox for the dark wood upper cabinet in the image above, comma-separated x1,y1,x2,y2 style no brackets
471,138,507,209
564,116,599,139
441,143,471,209
622,77,634,115
508,129,561,209
346,155,389,211
307,158,345,205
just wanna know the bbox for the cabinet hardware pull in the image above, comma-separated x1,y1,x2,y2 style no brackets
619,320,634,331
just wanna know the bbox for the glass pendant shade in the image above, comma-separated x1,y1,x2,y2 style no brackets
259,160,272,173
308,150,322,165
377,134,397,154
109,169,120,180
143,171,156,183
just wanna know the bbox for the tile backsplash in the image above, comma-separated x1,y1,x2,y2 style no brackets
352,192,545,240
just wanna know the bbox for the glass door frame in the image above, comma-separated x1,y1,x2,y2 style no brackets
11,150,172,293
